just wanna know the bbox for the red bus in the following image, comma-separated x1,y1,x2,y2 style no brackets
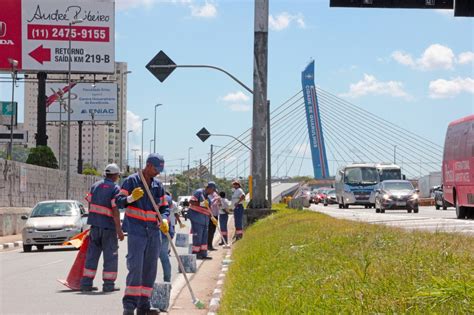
442,114,474,219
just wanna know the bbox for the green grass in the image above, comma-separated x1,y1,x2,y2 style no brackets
220,210,474,314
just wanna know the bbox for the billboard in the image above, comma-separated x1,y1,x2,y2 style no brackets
301,61,330,179
0,101,18,126
0,0,115,73
46,83,117,121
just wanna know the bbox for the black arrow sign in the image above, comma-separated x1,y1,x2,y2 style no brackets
146,50,177,83
196,127,211,142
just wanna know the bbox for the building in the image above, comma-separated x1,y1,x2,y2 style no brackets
23,62,128,173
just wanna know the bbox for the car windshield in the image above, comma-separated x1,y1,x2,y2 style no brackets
327,190,336,195
344,167,378,185
383,182,414,191
30,202,78,217
379,169,402,181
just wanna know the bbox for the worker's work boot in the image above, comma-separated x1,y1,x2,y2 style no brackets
80,286,98,292
103,285,120,292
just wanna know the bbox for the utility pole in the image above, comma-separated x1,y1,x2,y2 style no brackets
91,112,95,169
209,144,214,180
7,58,18,160
393,145,397,164
77,121,83,174
267,100,272,207
187,147,193,195
250,0,269,209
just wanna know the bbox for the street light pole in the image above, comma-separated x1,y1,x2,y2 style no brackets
7,58,18,160
66,19,83,199
141,118,148,168
394,145,397,164
150,139,154,155
187,147,193,194
127,130,132,171
154,104,163,153
119,70,132,172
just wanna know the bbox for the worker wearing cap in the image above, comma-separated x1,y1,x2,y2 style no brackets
116,154,170,315
188,182,217,260
232,180,246,240
80,163,124,293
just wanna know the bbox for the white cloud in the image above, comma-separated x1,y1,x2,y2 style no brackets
391,51,415,67
190,2,217,18
457,51,474,65
340,74,411,99
269,12,305,31
390,44,474,70
220,91,249,102
228,104,251,112
429,77,474,99
127,110,142,132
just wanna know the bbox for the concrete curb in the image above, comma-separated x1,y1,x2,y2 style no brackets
0,241,22,250
207,250,232,314
168,257,204,309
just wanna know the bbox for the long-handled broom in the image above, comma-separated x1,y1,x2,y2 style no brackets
138,170,205,309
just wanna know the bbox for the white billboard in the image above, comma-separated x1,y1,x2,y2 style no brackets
0,0,115,73
46,82,118,121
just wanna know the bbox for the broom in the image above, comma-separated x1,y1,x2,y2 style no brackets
138,170,205,309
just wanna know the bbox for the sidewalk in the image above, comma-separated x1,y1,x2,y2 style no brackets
0,233,22,250
168,216,235,314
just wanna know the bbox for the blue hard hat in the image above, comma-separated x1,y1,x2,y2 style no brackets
206,181,217,190
146,153,165,173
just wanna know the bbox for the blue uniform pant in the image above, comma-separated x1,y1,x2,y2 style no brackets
234,204,244,238
159,235,171,282
80,226,118,290
219,213,229,243
190,218,209,257
123,229,161,311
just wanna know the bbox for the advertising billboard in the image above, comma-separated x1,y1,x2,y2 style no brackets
0,0,115,73
46,83,117,121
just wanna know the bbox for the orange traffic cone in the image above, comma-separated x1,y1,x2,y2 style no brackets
57,234,90,290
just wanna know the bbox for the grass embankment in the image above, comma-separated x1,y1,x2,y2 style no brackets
220,208,474,314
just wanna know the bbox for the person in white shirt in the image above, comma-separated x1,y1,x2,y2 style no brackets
218,191,231,245
231,180,246,240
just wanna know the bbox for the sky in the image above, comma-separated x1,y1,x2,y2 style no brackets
1,0,473,177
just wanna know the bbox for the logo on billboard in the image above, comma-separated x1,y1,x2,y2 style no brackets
0,21,6,37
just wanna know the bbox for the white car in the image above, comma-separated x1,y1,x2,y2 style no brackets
21,200,89,252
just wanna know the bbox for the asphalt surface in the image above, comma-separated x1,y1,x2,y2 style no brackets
0,220,194,315
310,204,474,235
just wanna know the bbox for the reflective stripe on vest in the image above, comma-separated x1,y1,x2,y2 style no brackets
89,204,113,217
125,206,157,222
83,268,96,278
189,205,210,216
103,271,117,281
141,286,153,297
124,286,153,297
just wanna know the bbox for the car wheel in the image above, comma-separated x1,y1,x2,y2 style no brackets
407,208,412,213
23,245,32,253
338,203,343,209
36,245,44,251
442,200,447,210
414,207,419,214
456,203,467,219
435,204,440,210
324,203,328,207
380,208,385,213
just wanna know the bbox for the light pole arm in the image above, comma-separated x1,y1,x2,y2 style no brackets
149,64,254,95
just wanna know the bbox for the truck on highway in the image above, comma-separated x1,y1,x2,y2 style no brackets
335,163,379,209
442,114,474,219
376,163,403,182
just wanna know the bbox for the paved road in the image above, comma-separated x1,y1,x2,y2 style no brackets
310,204,474,235
0,220,194,315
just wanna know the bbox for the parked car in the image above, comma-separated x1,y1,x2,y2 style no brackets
21,200,89,252
434,186,452,210
323,189,337,206
374,180,419,214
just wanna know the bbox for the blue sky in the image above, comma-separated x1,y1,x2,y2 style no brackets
1,0,473,176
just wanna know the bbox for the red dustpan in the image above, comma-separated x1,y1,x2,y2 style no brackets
57,232,90,290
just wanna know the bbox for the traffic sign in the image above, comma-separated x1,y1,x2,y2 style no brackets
196,127,211,142
146,50,176,82
0,101,17,126
0,0,115,73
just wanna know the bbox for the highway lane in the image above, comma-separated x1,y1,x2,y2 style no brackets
0,221,195,315
310,204,474,235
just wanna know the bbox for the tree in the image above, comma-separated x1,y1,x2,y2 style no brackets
26,146,58,169
82,163,101,176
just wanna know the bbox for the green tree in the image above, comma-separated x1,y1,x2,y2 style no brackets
82,163,101,176
26,146,58,169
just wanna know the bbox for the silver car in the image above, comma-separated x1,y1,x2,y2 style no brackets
21,200,89,252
